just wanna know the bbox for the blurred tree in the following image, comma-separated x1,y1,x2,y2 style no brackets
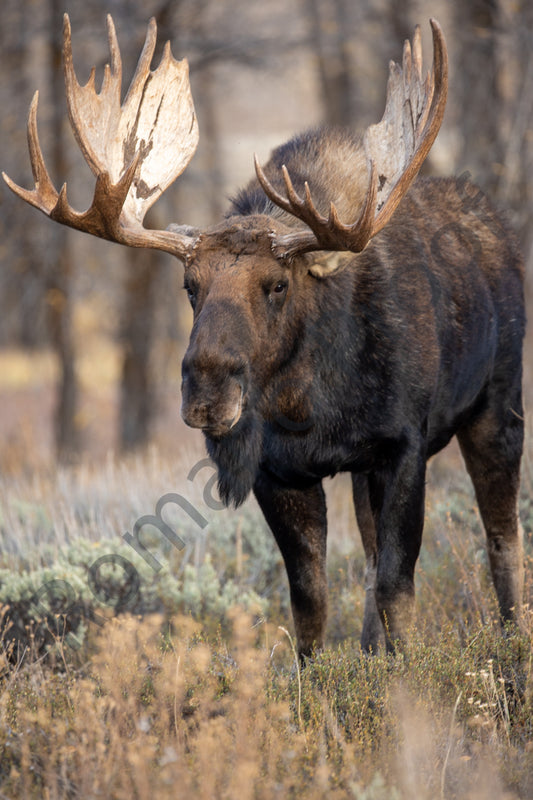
387,0,414,45
119,249,159,450
305,0,357,126
494,1,533,278
454,0,533,277
0,0,49,348
0,0,80,460
454,0,502,194
47,0,80,461
304,0,417,129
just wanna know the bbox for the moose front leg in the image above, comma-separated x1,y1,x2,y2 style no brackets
369,443,427,651
254,470,328,660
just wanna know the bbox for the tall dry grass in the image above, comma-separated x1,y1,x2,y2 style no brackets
0,425,531,798
1,609,532,799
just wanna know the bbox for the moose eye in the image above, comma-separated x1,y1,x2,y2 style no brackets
184,282,197,308
269,280,288,304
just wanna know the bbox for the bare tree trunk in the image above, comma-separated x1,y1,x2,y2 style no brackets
454,1,533,280
305,0,355,126
190,0,225,221
197,67,225,221
119,249,158,451
454,0,502,194
7,1,49,348
492,3,533,281
48,0,80,461
387,0,413,49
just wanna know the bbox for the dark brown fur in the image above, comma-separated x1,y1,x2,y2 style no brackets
180,128,525,657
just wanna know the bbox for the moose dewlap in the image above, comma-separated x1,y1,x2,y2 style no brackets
4,16,525,659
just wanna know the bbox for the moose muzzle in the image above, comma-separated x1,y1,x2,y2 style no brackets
180,353,246,439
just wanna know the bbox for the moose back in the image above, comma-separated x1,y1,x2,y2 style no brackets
4,17,525,658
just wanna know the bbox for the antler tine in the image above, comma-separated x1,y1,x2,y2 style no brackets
255,153,379,259
280,165,331,233
255,155,336,238
27,93,58,205
3,14,200,262
254,155,292,216
2,92,58,214
412,23,423,81
255,19,447,261
121,15,157,112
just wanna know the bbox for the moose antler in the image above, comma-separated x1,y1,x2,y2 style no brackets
3,15,199,261
255,19,448,259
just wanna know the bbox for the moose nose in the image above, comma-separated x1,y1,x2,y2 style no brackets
181,348,246,391
180,350,247,436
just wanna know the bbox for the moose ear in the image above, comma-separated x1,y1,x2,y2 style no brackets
308,251,355,279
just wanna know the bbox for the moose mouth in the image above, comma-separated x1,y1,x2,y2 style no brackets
201,390,243,439
182,380,244,440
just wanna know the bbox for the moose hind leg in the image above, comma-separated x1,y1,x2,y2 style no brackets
458,404,524,627
352,474,386,652
368,441,427,652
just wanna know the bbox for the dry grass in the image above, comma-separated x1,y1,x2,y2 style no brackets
0,610,532,799
0,424,532,798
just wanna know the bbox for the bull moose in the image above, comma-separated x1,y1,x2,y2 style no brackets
3,16,525,658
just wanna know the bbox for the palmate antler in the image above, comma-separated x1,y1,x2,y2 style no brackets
5,16,447,266
3,15,198,261
255,19,448,260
